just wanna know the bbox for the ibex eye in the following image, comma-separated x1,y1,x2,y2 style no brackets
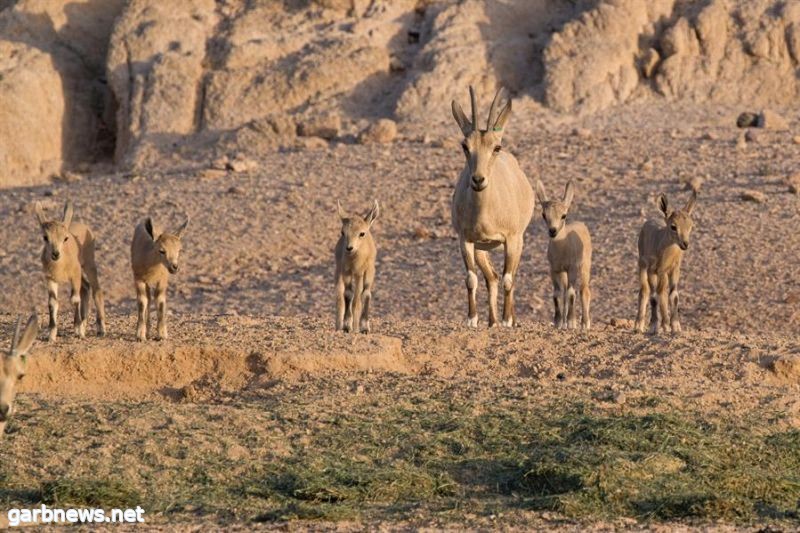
63,237,69,242
359,232,366,237
43,236,48,242
670,225,677,231
461,142,469,153
493,145,502,154
160,249,166,255
561,214,567,220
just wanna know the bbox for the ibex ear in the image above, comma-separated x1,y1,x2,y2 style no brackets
144,217,156,240
34,202,46,226
175,216,189,238
658,194,671,218
62,201,73,228
451,100,472,136
492,99,512,133
534,180,548,204
684,190,697,215
563,181,575,210
336,200,347,221
12,315,38,358
365,200,380,227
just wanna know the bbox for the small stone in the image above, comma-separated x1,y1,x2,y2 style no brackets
757,109,789,130
737,112,759,128
639,158,654,172
359,119,398,144
298,136,329,151
227,155,258,173
740,190,766,203
210,156,229,170
200,169,227,180
685,176,704,192
745,129,762,144
571,127,592,139
227,186,245,195
55,171,83,183
298,113,341,140
792,136,800,145
785,293,800,305
413,227,430,239
556,372,566,381
701,131,717,141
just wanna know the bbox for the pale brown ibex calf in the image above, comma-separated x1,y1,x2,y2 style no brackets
635,191,697,334
131,211,189,341
335,200,379,334
35,201,106,341
535,180,592,330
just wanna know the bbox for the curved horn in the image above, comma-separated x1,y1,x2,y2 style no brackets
9,315,22,354
487,87,506,130
468,86,477,131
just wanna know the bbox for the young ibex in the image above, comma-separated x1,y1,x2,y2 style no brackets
35,201,106,341
131,211,189,341
451,86,535,327
1,314,38,439
535,180,592,330
634,191,697,334
335,200,379,334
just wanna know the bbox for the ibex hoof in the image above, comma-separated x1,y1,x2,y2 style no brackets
466,316,478,328
48,330,57,343
343,324,352,333
501,318,514,328
360,321,370,334
671,322,682,333
633,321,645,333
581,322,591,331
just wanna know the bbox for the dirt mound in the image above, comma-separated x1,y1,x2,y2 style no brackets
11,314,798,420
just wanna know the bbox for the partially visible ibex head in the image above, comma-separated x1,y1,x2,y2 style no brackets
337,200,379,255
35,201,73,262
144,212,189,274
452,86,512,192
658,190,696,251
535,180,574,239
0,314,38,438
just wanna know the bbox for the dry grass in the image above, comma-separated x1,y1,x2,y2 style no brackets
2,377,798,527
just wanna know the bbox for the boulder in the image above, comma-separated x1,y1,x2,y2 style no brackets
0,0,125,187
358,119,398,144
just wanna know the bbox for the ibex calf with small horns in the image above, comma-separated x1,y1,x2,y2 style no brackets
451,86,535,327
1,314,38,438
131,211,189,341
35,201,106,341
335,200,379,334
535,180,592,330
635,191,697,334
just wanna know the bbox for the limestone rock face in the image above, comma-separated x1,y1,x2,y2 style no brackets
0,0,125,187
1,0,800,186
106,0,218,168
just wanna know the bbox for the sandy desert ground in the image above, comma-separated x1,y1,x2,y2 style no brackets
0,98,799,530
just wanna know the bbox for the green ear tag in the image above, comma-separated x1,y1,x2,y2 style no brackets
492,127,503,132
